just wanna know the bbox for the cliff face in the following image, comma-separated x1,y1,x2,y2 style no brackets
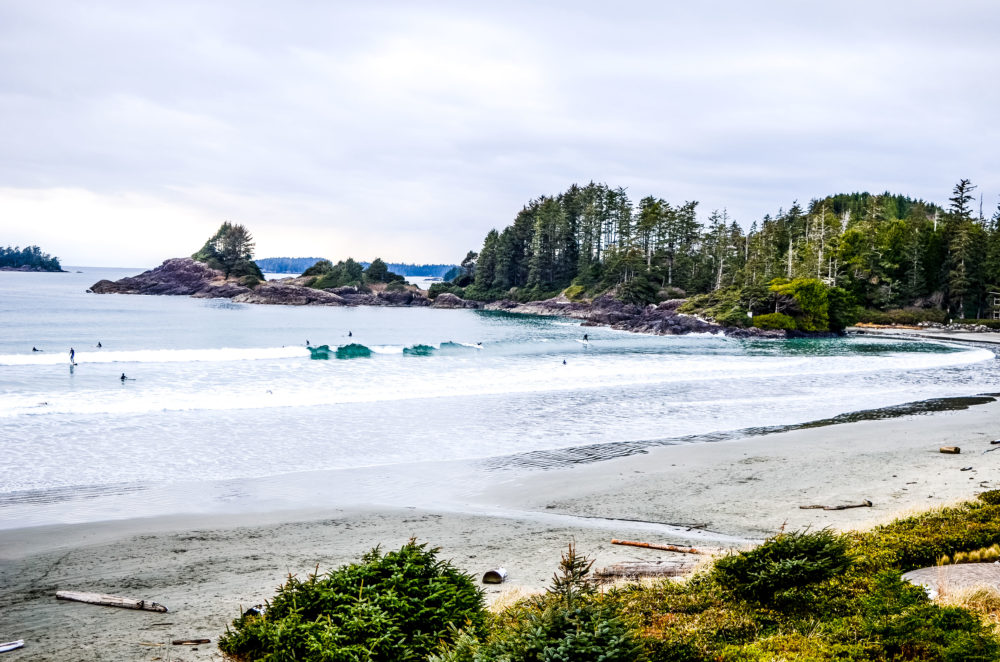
89,258,432,307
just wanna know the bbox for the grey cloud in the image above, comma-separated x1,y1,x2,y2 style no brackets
1,0,998,265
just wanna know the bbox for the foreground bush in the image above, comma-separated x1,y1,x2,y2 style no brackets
752,312,797,330
219,540,484,661
712,529,851,603
432,544,640,662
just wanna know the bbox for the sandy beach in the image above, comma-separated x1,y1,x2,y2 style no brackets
2,386,1000,660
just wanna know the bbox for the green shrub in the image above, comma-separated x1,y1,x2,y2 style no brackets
428,283,465,300
219,540,484,662
563,284,586,301
385,280,407,292
302,259,334,277
979,489,1000,506
852,501,1000,572
435,544,639,662
752,312,796,330
713,530,851,603
239,275,260,288
714,309,750,328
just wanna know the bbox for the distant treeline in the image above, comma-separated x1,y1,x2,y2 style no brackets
0,245,63,271
257,257,457,278
452,180,1000,319
255,257,327,273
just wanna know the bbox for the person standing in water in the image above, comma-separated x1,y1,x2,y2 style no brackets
69,347,75,363
348,331,352,337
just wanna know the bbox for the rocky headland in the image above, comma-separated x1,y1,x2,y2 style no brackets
89,257,808,337
89,258,433,307
483,295,792,338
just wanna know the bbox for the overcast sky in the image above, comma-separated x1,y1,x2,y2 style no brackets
1,1,998,267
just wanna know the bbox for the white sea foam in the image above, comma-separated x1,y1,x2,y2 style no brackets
0,346,990,420
0,346,310,365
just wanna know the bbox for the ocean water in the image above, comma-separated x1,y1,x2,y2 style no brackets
1,268,998,528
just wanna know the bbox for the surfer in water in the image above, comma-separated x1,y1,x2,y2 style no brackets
582,334,588,342
32,347,40,352
69,347,75,363
348,331,352,337
96,341,102,348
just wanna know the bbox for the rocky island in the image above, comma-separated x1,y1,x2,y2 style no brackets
0,245,65,272
89,257,433,307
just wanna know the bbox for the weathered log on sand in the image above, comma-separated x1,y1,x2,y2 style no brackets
56,590,168,613
799,499,872,511
0,640,25,654
610,539,701,554
595,561,696,578
172,639,211,646
940,446,961,454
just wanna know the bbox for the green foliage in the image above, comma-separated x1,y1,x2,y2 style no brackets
713,530,852,604
752,312,796,330
302,259,334,277
218,540,485,662
677,287,747,324
303,258,366,289
434,544,639,662
616,274,658,305
769,277,829,331
456,179,1000,318
0,245,62,271
384,280,407,292
563,284,586,301
239,275,260,288
193,222,263,279
979,489,1000,505
857,307,948,325
850,500,1000,572
428,283,466,300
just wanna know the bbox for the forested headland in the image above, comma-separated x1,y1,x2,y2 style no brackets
433,180,1000,332
0,245,64,271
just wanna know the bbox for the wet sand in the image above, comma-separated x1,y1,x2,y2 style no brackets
3,399,1000,660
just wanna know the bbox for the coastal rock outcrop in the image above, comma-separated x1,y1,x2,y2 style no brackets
89,258,242,297
233,284,346,306
89,257,433,308
431,293,481,309
484,293,800,338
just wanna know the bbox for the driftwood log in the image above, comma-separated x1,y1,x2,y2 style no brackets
172,639,211,646
56,590,168,613
799,499,872,511
610,539,701,554
940,446,961,454
595,561,696,579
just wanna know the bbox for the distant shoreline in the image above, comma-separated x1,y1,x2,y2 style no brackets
0,265,67,273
